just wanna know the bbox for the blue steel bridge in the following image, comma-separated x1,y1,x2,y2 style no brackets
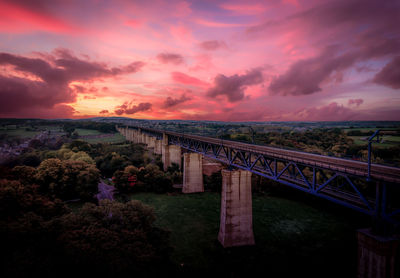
125,125,400,231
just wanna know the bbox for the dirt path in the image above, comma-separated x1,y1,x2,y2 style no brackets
96,180,115,201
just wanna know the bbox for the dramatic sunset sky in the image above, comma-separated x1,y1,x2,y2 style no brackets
0,0,399,121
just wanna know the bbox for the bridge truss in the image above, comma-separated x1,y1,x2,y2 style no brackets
129,126,400,232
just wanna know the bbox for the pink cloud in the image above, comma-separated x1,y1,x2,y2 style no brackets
124,19,142,28
293,102,358,121
171,72,208,86
0,1,79,34
220,3,267,15
195,18,248,28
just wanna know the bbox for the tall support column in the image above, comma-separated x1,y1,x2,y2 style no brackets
128,128,133,141
218,169,255,247
148,136,156,148
162,133,170,171
135,130,140,143
169,145,181,169
183,153,204,193
132,130,137,143
154,139,162,155
161,133,181,171
357,229,399,278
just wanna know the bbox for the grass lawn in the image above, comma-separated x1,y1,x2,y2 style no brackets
350,136,400,148
74,128,103,136
129,191,366,277
0,126,41,138
383,135,400,143
344,127,398,133
84,133,126,144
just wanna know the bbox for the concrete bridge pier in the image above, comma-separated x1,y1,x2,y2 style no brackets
161,133,181,171
148,136,156,149
128,128,134,141
218,169,255,248
137,130,143,144
357,229,399,278
132,129,138,143
143,133,147,145
183,153,204,193
154,139,162,155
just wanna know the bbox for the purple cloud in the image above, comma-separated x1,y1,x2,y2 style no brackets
348,99,364,107
156,52,184,65
373,56,400,89
207,68,263,102
163,93,191,108
114,102,152,115
199,40,227,51
0,49,144,114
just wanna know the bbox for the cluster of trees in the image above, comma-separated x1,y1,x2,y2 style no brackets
0,130,176,276
220,128,399,165
10,159,99,201
222,128,353,155
113,164,180,194
61,121,116,134
0,179,171,277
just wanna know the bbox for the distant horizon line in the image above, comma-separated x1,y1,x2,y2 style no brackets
1,117,399,124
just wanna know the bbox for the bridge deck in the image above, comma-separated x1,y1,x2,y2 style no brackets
142,127,400,184
118,125,400,227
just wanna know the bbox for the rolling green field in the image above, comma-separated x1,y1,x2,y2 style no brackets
84,133,126,144
349,135,400,148
343,127,398,133
74,128,103,136
0,125,65,139
0,125,126,144
129,192,366,277
0,126,42,138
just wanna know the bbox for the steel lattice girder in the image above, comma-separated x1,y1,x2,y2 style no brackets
121,126,400,229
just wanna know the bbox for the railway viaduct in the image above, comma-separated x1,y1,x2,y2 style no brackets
117,125,400,278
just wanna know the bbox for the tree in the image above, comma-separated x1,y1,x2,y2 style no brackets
69,151,95,164
53,200,171,276
35,158,100,200
11,166,37,185
114,164,173,194
0,180,171,277
140,164,173,193
113,165,140,193
63,125,75,137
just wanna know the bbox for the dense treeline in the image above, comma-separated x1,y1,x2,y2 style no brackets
0,134,176,276
61,121,116,133
0,179,172,277
221,128,400,165
0,119,116,133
